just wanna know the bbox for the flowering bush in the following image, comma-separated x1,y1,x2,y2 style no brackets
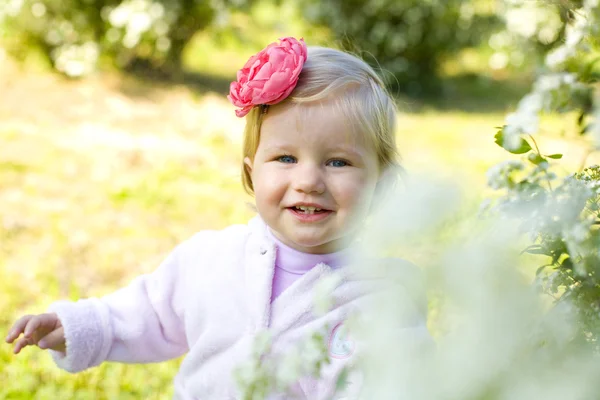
487,0,600,341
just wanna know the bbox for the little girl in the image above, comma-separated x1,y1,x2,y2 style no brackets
5,37,429,399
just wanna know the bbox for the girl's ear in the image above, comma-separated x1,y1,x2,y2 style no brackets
244,157,253,175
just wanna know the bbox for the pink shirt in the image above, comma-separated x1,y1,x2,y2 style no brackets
266,228,351,303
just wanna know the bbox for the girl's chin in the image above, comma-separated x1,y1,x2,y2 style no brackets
290,240,325,251
288,237,341,254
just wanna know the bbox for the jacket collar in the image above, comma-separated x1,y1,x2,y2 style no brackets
245,216,353,331
244,216,277,331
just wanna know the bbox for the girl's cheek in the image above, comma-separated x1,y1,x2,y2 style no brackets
333,172,370,197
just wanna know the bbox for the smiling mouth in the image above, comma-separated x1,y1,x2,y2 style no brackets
289,206,330,215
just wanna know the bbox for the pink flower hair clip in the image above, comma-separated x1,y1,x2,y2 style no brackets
227,37,308,118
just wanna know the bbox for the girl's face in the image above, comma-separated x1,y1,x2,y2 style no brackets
245,100,381,254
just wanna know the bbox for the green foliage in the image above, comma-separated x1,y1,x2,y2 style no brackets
299,0,502,94
0,0,255,76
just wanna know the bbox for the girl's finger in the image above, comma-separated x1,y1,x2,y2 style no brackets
23,315,44,339
12,337,32,354
23,313,57,339
38,327,65,351
5,315,34,343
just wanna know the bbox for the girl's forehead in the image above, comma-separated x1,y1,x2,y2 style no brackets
261,101,368,148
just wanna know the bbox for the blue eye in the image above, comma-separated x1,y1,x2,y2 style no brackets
277,155,296,163
328,159,349,167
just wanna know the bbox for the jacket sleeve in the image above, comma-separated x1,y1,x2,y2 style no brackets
47,243,190,373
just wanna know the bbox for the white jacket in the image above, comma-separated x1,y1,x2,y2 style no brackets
48,216,429,399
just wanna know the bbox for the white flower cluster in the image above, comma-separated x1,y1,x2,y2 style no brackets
106,0,173,51
504,1,562,43
347,203,600,400
0,0,24,19
545,1,596,69
486,160,524,190
500,1,598,151
492,164,598,281
52,42,100,77
313,273,342,316
503,73,580,151
234,329,330,399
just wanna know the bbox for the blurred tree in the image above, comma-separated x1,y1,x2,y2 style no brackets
0,0,254,77
299,0,504,95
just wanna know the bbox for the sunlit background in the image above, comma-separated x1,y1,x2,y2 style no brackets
0,0,597,398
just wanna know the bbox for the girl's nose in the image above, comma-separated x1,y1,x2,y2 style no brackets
292,163,326,194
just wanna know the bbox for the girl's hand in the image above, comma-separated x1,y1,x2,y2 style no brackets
5,313,66,354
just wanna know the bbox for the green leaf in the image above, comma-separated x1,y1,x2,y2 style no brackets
560,257,573,270
535,265,548,276
527,152,546,165
581,123,592,135
494,129,532,154
523,245,548,255
494,129,504,145
582,55,600,80
577,111,586,127
546,154,563,159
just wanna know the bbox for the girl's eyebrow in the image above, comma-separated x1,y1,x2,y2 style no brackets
263,144,295,153
325,145,366,160
263,144,365,158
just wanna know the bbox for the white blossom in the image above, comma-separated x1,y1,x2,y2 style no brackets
505,109,539,135
545,46,573,68
564,221,591,243
301,333,327,371
251,330,272,357
486,160,525,190
313,273,341,315
534,73,576,92
585,0,599,9
0,0,24,17
518,92,543,113
106,0,172,51
504,2,563,44
276,348,303,387
505,5,541,38
52,42,99,77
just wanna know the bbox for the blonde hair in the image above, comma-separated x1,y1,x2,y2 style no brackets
241,46,401,195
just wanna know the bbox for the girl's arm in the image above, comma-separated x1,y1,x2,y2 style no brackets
6,243,190,373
